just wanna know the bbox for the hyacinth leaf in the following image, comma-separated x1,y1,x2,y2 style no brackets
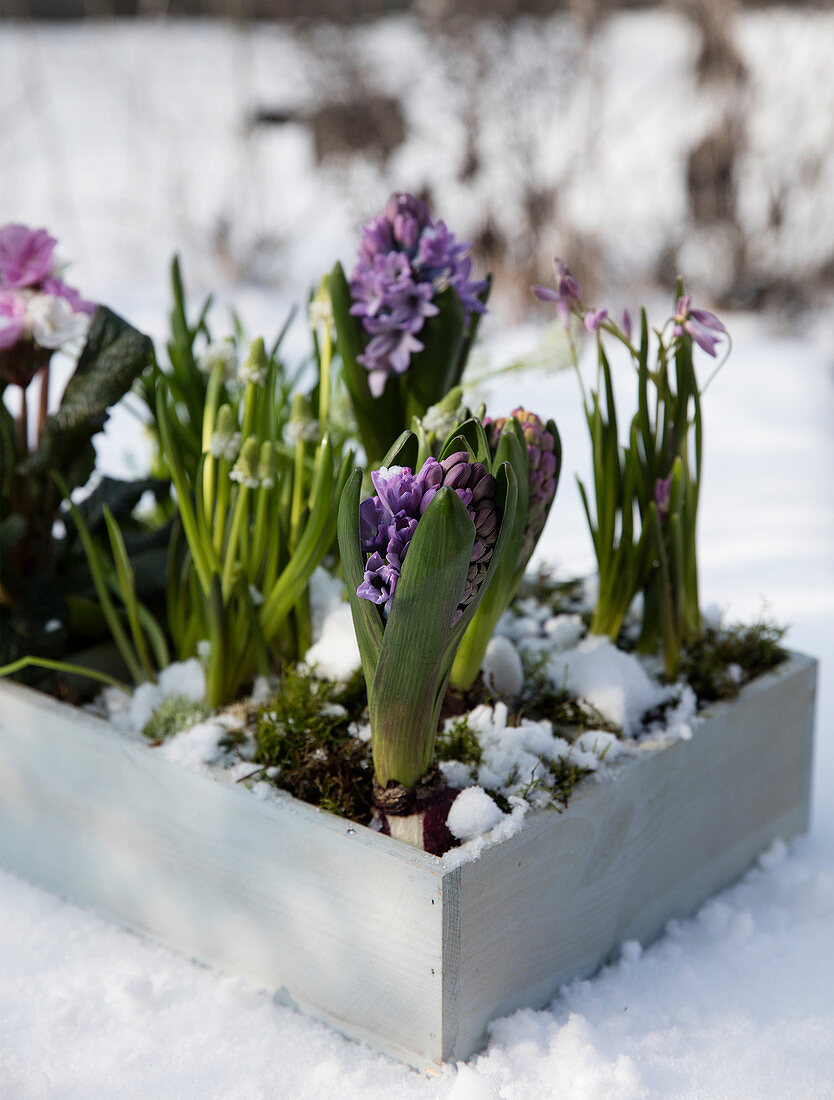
328,262,405,464
370,487,475,788
405,287,466,416
455,276,491,377
19,307,153,483
438,416,492,468
337,468,385,683
260,439,350,640
380,430,419,472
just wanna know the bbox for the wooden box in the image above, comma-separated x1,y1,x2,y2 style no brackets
0,653,816,1071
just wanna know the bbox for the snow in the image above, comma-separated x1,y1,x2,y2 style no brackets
157,720,228,771
304,602,361,681
480,634,524,697
447,786,506,842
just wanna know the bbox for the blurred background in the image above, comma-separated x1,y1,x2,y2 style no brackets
2,0,834,325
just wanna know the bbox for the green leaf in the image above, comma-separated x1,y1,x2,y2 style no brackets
19,307,153,482
329,262,405,464
370,487,474,787
336,468,384,684
405,287,466,413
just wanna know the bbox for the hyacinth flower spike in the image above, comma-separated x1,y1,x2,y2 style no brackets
338,432,517,854
328,192,490,465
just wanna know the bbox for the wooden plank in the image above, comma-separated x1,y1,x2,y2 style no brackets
0,682,445,1071
447,653,817,1061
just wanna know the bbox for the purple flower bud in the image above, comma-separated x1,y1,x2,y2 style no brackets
486,408,559,561
531,258,581,323
0,224,57,289
620,309,633,342
584,307,608,334
655,474,673,521
350,193,487,396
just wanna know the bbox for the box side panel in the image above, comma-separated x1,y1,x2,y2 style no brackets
0,684,445,1071
451,655,817,1061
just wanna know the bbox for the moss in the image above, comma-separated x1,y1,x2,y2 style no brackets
253,664,372,822
435,716,483,770
516,753,592,810
142,695,210,741
681,619,787,704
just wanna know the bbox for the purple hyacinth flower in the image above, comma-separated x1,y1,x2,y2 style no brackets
371,465,423,520
584,307,609,334
0,290,26,349
349,193,487,397
0,224,57,289
357,454,498,617
357,552,399,605
673,294,727,358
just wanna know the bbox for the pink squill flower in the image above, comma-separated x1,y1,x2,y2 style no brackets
584,307,609,334
0,290,26,349
654,474,673,521
532,258,582,322
0,224,57,289
673,293,727,358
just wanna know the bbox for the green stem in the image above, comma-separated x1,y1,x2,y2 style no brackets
0,657,129,692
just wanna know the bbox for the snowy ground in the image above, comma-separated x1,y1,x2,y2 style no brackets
1,309,833,1097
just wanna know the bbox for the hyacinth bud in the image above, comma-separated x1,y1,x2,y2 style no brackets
209,404,241,462
356,453,498,617
485,408,558,561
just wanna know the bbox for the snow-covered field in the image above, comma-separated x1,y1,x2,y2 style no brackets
2,12,834,1097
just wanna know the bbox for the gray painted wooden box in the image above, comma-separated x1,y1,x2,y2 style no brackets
0,653,817,1072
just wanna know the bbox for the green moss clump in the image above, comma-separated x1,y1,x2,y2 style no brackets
253,665,372,822
681,620,787,704
435,717,483,770
142,695,210,741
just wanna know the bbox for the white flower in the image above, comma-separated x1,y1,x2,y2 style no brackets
209,429,241,462
198,338,237,378
26,293,90,351
238,359,267,386
285,419,321,445
308,287,334,333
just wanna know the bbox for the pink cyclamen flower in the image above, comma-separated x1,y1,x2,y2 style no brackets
41,277,96,317
0,290,26,349
0,224,57,289
673,294,727,358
